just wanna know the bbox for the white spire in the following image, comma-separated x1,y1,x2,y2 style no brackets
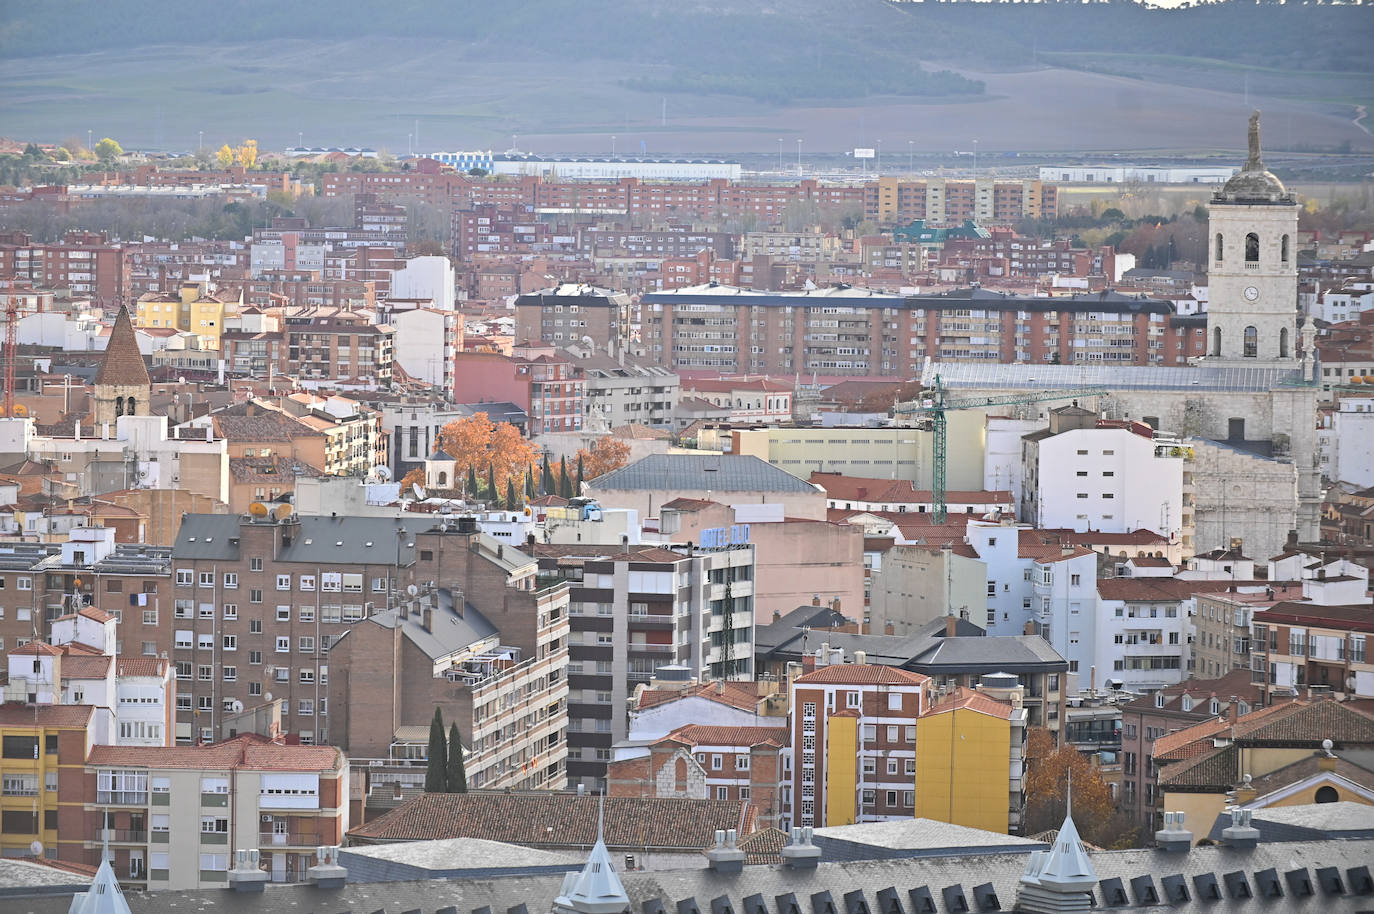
1034,770,1097,893
552,794,630,914
67,856,133,914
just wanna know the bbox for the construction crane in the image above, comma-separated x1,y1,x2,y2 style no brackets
895,375,1109,523
1,295,36,419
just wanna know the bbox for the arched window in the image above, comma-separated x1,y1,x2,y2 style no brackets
437,471,448,487
1281,234,1290,263
1315,785,1339,804
114,397,124,417
1215,232,1224,262
125,397,136,415
1245,232,1259,262
1213,326,1223,356
1243,325,1258,358
1279,327,1289,358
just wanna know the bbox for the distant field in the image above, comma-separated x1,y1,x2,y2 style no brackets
1,38,1371,157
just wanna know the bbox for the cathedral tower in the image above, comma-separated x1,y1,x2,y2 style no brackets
1205,112,1300,365
92,305,152,427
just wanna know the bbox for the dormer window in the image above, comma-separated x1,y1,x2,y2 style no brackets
1155,693,1165,709
1209,698,1220,715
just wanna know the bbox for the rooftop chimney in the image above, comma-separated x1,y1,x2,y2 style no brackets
226,849,269,893
1154,811,1193,852
1221,808,1259,850
705,829,745,873
780,827,821,870
854,650,867,666
305,845,347,889
945,615,957,638
422,607,433,632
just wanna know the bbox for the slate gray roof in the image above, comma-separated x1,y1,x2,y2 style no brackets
907,633,1069,674
7,839,1371,912
1204,802,1374,844
172,515,534,570
923,360,1311,394
338,837,581,884
587,455,819,494
340,588,498,661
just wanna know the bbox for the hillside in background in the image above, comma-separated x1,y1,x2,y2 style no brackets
1,1,1370,154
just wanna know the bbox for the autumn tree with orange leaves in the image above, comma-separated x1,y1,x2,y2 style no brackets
436,413,537,494
576,436,631,482
1023,728,1138,848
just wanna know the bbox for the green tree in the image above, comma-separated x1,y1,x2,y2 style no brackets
425,707,448,792
525,466,534,500
506,477,517,510
558,456,572,498
52,147,71,162
467,465,479,498
487,461,496,503
446,722,467,793
467,167,488,177
541,454,553,495
576,452,585,491
94,137,123,163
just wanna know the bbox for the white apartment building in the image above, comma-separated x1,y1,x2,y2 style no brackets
1021,405,1186,544
1317,396,1374,487
388,307,459,389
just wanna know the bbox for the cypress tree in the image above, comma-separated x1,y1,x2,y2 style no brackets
559,456,572,497
525,466,534,500
576,452,585,490
447,722,467,793
487,462,496,503
425,707,447,793
541,454,553,494
506,477,517,509
467,465,479,499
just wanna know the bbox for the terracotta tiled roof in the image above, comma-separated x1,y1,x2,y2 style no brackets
664,724,788,749
794,664,929,687
1158,745,1237,791
609,424,672,440
661,497,719,512
229,455,323,484
810,472,1011,507
12,641,61,655
55,606,116,624
86,734,342,771
59,655,113,679
1122,668,1263,715
1232,699,1374,745
527,494,569,507
1256,601,1374,633
1096,578,1248,602
95,305,152,388
1151,700,1297,762
347,792,755,851
635,681,762,713
922,687,1013,720
0,703,93,727
117,658,167,677
737,826,789,864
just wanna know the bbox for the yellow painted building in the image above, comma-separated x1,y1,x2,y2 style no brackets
134,281,240,350
914,689,1025,834
0,703,94,861
824,711,859,827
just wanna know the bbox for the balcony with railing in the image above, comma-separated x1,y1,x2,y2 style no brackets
260,831,314,847
105,829,147,843
97,790,148,805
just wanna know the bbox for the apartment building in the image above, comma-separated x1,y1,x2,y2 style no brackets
281,306,394,389
1192,586,1294,680
0,703,95,861
679,378,794,424
0,230,130,304
450,346,584,436
639,285,1203,377
161,511,553,745
230,272,376,311
82,736,346,889
1117,669,1261,829
532,541,757,791
133,280,240,350
789,663,930,830
513,284,633,352
1021,405,1189,548
1251,599,1374,702
0,525,173,652
327,579,570,793
387,307,461,391
914,683,1027,835
565,348,679,431
865,177,1057,225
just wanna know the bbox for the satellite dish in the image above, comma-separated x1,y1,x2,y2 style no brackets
263,692,273,702
407,584,419,597
29,840,42,857
373,466,392,482
273,503,293,520
230,700,244,713
249,502,269,518
412,483,426,500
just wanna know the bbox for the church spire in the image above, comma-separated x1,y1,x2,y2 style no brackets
551,794,630,914
96,305,151,389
